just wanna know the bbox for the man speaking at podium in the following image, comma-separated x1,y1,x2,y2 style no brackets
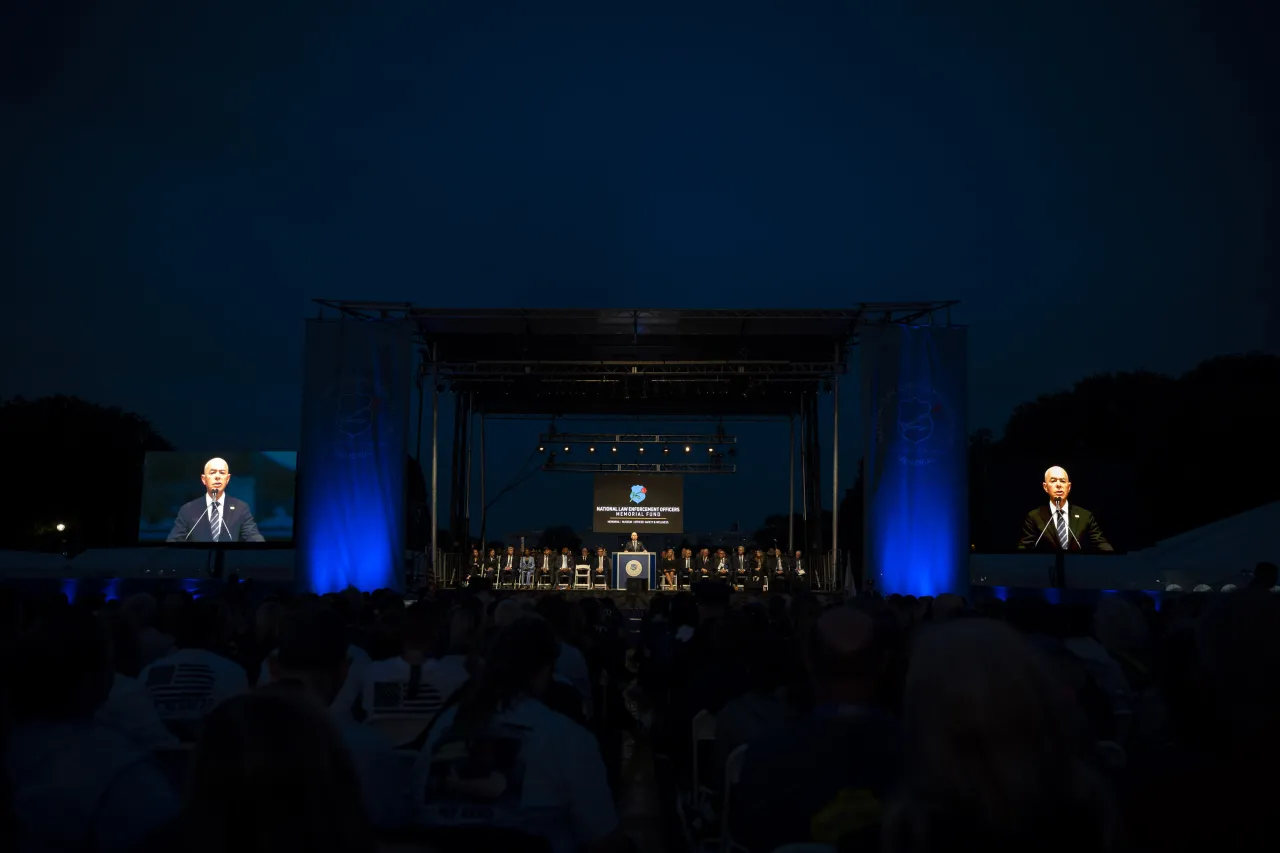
1017,465,1112,552
166,457,265,543
623,531,646,552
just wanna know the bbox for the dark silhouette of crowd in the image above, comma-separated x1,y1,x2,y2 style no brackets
1,563,1277,852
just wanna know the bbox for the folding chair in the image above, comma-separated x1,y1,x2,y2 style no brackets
574,564,591,589
721,743,749,852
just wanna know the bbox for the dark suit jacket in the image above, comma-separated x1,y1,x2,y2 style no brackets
624,540,646,552
166,496,264,542
594,555,611,574
1017,504,1113,552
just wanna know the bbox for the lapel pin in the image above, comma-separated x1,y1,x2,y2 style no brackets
1073,514,1079,518
230,506,236,510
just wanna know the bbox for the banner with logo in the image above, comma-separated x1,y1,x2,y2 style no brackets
860,324,968,597
296,319,413,593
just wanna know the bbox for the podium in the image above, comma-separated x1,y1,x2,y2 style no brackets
614,551,656,590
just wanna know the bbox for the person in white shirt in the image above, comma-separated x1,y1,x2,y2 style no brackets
363,608,469,726
411,617,627,853
96,609,178,749
137,599,248,739
7,608,179,853
269,605,408,829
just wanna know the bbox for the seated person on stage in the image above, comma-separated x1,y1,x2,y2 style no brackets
1017,465,1113,552
679,548,695,587
537,547,554,585
593,546,611,587
792,549,808,585
769,548,788,590
483,548,499,581
714,548,731,584
556,547,574,586
624,531,646,552
499,545,517,585
467,548,482,584
165,457,265,543
580,546,592,566
697,548,713,578
661,548,678,588
734,545,750,580
519,548,536,587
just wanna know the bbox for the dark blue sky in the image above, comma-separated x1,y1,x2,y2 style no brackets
5,1,1275,539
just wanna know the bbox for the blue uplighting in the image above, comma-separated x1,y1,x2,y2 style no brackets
862,325,969,597
60,579,78,604
295,319,412,593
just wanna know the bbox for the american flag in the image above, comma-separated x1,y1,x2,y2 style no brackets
371,680,445,716
145,663,216,717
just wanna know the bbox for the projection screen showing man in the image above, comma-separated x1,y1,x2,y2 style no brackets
1017,465,1113,552
164,457,265,542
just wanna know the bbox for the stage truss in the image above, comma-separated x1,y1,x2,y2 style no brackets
312,301,958,586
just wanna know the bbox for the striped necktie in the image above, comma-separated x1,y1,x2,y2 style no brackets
210,501,222,542
1055,509,1068,549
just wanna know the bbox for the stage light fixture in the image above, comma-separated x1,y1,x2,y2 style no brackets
708,447,714,453
563,446,570,452
684,445,691,452
663,447,669,453
589,446,595,452
56,523,66,532
638,447,645,452
612,446,617,452
538,445,545,452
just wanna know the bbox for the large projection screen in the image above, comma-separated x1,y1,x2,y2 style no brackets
593,474,684,533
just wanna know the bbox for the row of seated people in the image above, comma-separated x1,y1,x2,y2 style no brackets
466,544,813,591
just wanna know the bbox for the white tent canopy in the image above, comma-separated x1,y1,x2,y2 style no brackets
1124,501,1279,588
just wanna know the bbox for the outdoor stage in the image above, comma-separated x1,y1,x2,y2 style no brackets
302,302,971,599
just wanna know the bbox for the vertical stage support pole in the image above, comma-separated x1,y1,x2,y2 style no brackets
788,414,795,555
430,346,439,585
479,414,487,547
832,345,840,592
463,394,472,549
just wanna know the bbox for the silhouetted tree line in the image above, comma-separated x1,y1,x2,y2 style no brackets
0,396,173,549
4,354,1275,552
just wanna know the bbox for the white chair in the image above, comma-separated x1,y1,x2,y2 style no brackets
574,564,591,589
720,743,749,851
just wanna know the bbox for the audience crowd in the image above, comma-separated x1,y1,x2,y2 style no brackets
0,559,1276,853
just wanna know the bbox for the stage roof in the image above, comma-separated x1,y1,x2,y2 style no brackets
313,302,958,418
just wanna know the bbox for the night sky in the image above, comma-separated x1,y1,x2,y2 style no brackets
5,1,1276,540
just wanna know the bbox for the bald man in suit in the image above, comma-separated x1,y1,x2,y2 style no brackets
1017,465,1112,552
166,457,265,542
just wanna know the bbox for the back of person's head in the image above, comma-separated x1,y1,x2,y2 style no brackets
805,605,882,702
446,595,485,653
455,617,560,734
668,592,699,629
274,606,349,705
887,618,1111,852
184,690,373,853
1195,589,1280,758
1093,596,1149,653
1251,561,1279,589
120,592,158,629
100,608,143,678
174,599,228,651
11,607,113,723
492,599,525,629
533,595,573,640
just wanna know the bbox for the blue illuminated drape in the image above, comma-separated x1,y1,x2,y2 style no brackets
861,325,968,597
296,319,412,593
